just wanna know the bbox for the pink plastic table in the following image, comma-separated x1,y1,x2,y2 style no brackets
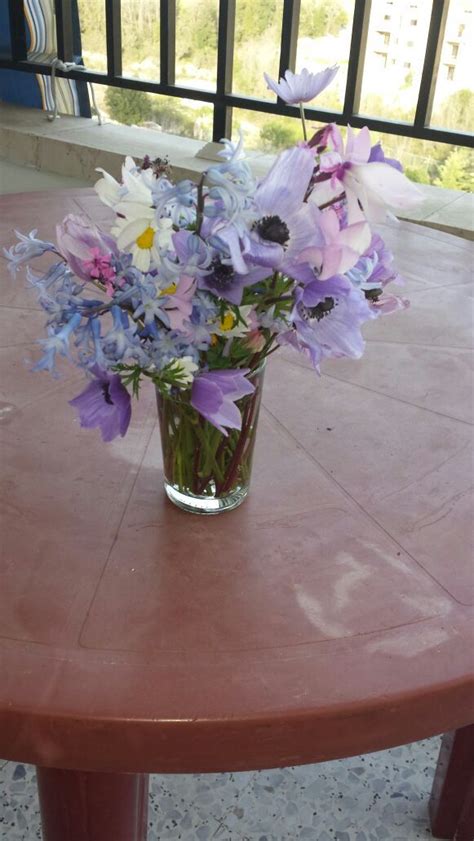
0,190,473,841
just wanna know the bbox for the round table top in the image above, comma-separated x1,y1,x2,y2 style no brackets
0,189,473,775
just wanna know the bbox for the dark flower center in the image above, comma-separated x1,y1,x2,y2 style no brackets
101,383,114,405
364,287,382,301
208,260,235,291
300,297,335,321
254,215,290,246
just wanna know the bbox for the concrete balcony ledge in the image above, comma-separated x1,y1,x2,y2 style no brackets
0,102,472,240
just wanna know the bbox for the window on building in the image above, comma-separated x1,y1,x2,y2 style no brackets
384,32,390,45
375,52,388,69
451,43,459,58
410,19,418,26
384,14,391,21
458,24,465,37
446,65,455,80
407,41,414,48
404,62,412,69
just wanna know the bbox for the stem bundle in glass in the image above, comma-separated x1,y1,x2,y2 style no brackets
157,363,265,503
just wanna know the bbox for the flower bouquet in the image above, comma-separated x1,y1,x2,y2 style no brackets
6,66,420,514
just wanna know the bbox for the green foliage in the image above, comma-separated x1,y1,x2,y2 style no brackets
435,147,474,192
299,1,349,38
259,119,302,151
104,87,152,125
235,0,277,42
404,166,431,185
176,0,218,64
151,97,196,138
433,89,474,134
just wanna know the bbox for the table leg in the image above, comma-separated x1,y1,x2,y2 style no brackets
36,767,149,841
429,725,474,840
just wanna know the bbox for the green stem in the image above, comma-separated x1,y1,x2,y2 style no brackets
196,173,206,235
299,102,308,142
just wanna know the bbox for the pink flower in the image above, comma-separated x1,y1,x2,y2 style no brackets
162,275,196,331
243,329,266,352
310,125,422,222
296,207,371,280
264,66,339,105
56,214,119,286
371,294,410,316
83,248,117,295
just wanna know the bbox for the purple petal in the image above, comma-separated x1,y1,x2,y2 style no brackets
369,142,403,172
256,145,315,218
301,275,351,306
69,368,131,442
264,66,338,104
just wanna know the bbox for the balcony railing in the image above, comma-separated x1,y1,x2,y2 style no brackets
1,0,473,149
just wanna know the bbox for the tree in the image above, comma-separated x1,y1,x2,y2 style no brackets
435,147,474,192
404,165,431,185
150,97,196,138
299,1,349,38
176,0,218,64
235,0,277,42
434,89,474,134
260,119,301,151
104,88,152,125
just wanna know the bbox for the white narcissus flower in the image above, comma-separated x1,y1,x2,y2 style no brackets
94,156,137,208
168,356,199,387
214,305,253,338
109,161,175,271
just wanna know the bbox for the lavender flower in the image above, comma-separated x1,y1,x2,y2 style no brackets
32,312,82,375
69,365,131,442
191,369,255,435
5,230,57,273
264,66,339,104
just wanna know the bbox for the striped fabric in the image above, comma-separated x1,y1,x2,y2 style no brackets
0,0,90,117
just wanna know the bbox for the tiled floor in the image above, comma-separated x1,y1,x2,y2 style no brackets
1,737,440,840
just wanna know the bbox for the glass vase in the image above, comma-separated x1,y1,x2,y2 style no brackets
156,364,265,514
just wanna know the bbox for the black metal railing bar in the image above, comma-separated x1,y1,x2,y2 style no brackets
1,0,472,150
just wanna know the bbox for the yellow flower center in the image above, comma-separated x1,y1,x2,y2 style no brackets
161,282,177,296
220,312,236,332
135,226,155,250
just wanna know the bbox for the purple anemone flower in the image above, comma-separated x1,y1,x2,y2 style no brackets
69,365,131,442
248,145,321,271
264,66,339,105
191,369,255,435
280,286,374,369
296,274,352,307
199,259,271,305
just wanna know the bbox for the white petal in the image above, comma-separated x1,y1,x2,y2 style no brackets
132,246,151,273
116,218,153,250
355,163,423,212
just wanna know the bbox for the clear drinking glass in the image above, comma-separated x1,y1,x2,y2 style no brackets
156,364,265,514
